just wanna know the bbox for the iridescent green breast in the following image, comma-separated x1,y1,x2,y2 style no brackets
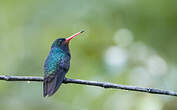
44,48,66,75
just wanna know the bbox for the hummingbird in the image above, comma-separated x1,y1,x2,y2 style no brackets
43,30,84,97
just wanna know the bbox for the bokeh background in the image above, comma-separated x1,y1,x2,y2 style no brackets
0,0,177,110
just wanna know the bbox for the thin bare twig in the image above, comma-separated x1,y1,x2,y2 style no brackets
0,75,177,97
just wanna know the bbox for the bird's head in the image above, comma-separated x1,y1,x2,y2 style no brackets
51,30,84,51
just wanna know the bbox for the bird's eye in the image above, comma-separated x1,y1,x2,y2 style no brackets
57,40,61,45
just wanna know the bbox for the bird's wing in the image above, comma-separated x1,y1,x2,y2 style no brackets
43,53,70,97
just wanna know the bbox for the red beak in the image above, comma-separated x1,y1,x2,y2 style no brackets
65,30,85,42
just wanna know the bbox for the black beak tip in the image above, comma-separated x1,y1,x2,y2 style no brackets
80,30,85,33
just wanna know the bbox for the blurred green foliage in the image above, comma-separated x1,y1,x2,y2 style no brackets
0,0,177,110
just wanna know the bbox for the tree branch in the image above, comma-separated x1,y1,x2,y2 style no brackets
0,75,177,97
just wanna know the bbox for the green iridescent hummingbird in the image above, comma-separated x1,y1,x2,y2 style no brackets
43,30,84,97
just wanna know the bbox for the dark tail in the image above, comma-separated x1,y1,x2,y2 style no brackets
43,70,66,97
